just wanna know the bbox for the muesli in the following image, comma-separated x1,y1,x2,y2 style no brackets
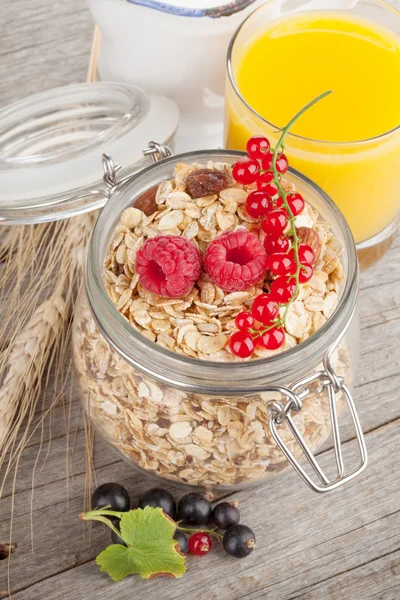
73,144,349,489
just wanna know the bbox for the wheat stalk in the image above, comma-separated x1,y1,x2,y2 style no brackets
0,295,66,450
0,227,19,261
0,211,96,598
0,212,96,464
1,49,101,596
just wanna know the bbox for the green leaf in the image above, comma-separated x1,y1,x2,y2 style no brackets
96,507,186,581
96,545,140,582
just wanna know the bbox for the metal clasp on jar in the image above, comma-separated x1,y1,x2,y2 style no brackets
101,141,172,194
266,341,367,493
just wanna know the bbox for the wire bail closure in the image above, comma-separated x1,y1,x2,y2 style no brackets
102,141,172,194
267,342,367,493
142,141,173,164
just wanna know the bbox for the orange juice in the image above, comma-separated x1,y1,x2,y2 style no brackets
225,9,400,244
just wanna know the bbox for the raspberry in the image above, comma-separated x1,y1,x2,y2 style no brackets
135,235,201,298
203,230,268,292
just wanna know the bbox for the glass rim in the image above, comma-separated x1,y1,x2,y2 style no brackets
86,149,359,395
226,0,400,147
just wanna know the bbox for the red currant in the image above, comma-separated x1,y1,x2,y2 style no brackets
261,209,288,235
246,135,270,160
260,150,273,171
275,153,289,174
235,312,255,331
289,244,315,266
299,264,313,283
260,151,288,174
270,277,296,303
229,331,255,358
299,244,315,265
267,253,292,276
251,294,279,324
263,234,290,255
245,191,272,219
256,172,278,197
289,262,314,283
276,193,305,216
259,326,285,350
232,158,260,185
287,192,304,215
188,532,212,556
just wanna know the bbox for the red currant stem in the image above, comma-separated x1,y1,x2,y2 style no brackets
177,526,223,543
265,91,332,334
252,92,331,340
274,90,332,152
250,321,282,338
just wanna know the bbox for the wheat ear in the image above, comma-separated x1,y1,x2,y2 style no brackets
0,227,19,261
0,294,66,450
0,212,96,465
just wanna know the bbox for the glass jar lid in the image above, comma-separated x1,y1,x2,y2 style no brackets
0,82,179,225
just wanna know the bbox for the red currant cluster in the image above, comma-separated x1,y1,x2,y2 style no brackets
229,135,316,359
230,302,285,358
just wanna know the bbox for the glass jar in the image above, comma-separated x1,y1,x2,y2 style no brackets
72,149,367,496
224,0,400,269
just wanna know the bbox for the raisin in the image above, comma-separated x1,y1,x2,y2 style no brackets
134,184,158,216
185,169,229,199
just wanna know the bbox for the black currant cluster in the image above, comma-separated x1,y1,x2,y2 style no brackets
92,483,256,559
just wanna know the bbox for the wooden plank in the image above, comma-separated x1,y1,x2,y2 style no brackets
0,0,399,598
4,395,83,460
358,319,400,382
1,345,397,591
0,423,116,501
0,239,399,594
0,37,91,108
287,551,400,600
0,447,187,594
358,280,400,327
6,419,400,600
0,0,92,108
358,243,400,290
0,0,92,57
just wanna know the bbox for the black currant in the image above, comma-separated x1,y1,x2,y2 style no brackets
177,492,212,526
110,527,126,546
173,530,188,554
222,524,256,558
91,482,130,512
212,502,240,530
138,487,176,519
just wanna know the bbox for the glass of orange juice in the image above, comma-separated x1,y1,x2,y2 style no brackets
225,0,400,266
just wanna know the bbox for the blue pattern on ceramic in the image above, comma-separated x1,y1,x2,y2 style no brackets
126,0,256,18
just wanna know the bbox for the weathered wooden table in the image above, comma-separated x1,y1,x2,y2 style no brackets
1,1,400,598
